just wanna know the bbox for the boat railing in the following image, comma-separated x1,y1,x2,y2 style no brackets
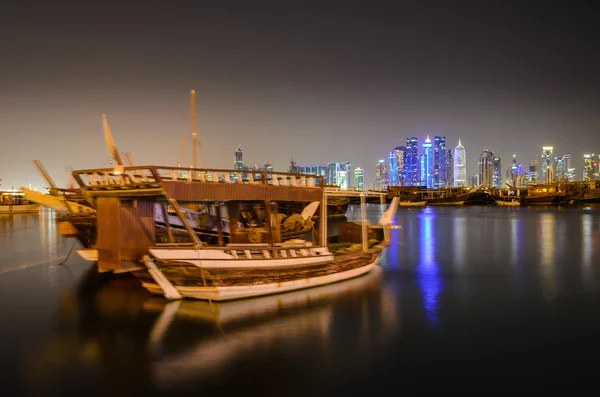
72,165,325,190
152,242,327,260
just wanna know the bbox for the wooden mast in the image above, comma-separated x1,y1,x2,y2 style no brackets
190,89,197,170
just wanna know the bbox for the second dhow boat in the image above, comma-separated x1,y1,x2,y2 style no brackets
72,165,398,301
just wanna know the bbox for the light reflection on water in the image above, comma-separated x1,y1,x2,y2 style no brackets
1,204,600,393
538,212,557,300
416,207,442,328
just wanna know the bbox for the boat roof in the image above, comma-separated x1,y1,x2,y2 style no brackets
72,165,325,202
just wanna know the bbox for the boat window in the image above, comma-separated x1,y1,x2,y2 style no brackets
121,199,137,208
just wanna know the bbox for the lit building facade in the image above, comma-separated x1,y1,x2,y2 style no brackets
470,174,480,187
388,152,398,186
234,146,244,170
479,149,494,188
453,139,466,187
527,160,538,185
445,149,454,187
394,146,407,186
326,162,340,186
433,136,447,188
492,156,502,188
354,168,364,190
337,161,352,189
554,155,565,181
541,146,554,184
421,135,433,188
295,165,327,177
583,154,597,181
373,159,388,190
563,153,575,181
405,137,419,186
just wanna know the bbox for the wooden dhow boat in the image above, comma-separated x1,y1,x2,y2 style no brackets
72,165,398,301
0,190,42,214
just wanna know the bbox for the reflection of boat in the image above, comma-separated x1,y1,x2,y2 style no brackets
0,190,42,214
71,164,397,301
141,266,392,388
24,262,397,396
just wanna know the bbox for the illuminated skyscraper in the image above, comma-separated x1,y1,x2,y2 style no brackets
554,155,565,181
326,162,340,185
445,149,454,187
388,152,397,186
394,146,407,185
583,154,597,181
405,137,419,186
373,159,388,190
354,168,364,190
527,160,539,185
421,135,433,188
234,145,244,170
541,146,554,183
492,156,502,188
479,149,494,188
295,164,327,177
563,153,574,181
433,136,447,188
337,161,352,189
453,138,466,187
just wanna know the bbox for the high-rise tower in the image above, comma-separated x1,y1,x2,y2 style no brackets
405,137,419,186
479,150,494,188
421,135,433,188
394,146,407,185
433,136,446,188
492,156,502,188
453,139,466,187
541,146,554,184
234,145,244,170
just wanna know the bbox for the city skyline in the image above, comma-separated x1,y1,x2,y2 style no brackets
1,1,600,189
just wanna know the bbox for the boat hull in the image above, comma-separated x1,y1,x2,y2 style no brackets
135,246,383,301
496,200,521,206
523,194,566,205
0,203,42,213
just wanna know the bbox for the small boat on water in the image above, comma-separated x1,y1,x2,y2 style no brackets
70,165,398,301
0,190,42,214
495,198,521,207
398,200,427,207
522,193,566,206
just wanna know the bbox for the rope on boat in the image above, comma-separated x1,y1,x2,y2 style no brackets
57,240,77,265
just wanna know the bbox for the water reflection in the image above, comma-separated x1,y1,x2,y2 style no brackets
452,215,467,266
416,207,442,328
538,212,557,299
26,267,399,395
582,214,593,269
509,216,522,267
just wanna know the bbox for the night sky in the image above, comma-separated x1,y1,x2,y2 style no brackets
1,0,599,189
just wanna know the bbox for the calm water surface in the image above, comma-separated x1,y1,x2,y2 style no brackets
1,205,600,395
